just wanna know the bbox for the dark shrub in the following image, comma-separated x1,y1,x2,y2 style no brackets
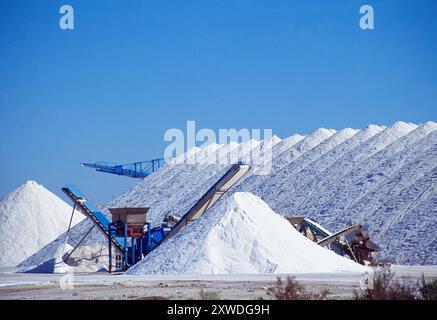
267,276,329,300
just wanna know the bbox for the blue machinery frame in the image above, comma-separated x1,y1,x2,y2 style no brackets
81,159,165,178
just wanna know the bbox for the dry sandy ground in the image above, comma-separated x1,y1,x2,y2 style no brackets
0,266,436,300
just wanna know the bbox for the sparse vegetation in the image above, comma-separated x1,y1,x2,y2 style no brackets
353,267,435,300
419,274,437,300
267,276,329,300
199,289,220,300
267,270,437,300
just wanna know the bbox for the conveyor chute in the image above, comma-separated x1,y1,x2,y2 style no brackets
162,163,250,242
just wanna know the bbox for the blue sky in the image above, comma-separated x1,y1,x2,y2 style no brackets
1,0,436,204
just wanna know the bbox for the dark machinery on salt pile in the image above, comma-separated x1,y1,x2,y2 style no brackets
61,163,250,272
286,216,379,265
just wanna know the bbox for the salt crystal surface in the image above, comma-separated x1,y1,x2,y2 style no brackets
127,192,365,274
0,181,83,267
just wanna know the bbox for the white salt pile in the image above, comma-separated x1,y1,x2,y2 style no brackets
19,121,437,270
0,181,84,267
127,192,365,275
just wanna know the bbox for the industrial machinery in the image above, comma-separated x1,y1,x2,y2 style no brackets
61,185,155,271
287,216,379,265
62,163,250,272
81,159,165,178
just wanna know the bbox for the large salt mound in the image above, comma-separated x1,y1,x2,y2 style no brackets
21,121,437,270
0,181,84,267
127,192,364,275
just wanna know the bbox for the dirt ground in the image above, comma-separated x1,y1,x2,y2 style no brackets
0,266,436,300
0,278,358,300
